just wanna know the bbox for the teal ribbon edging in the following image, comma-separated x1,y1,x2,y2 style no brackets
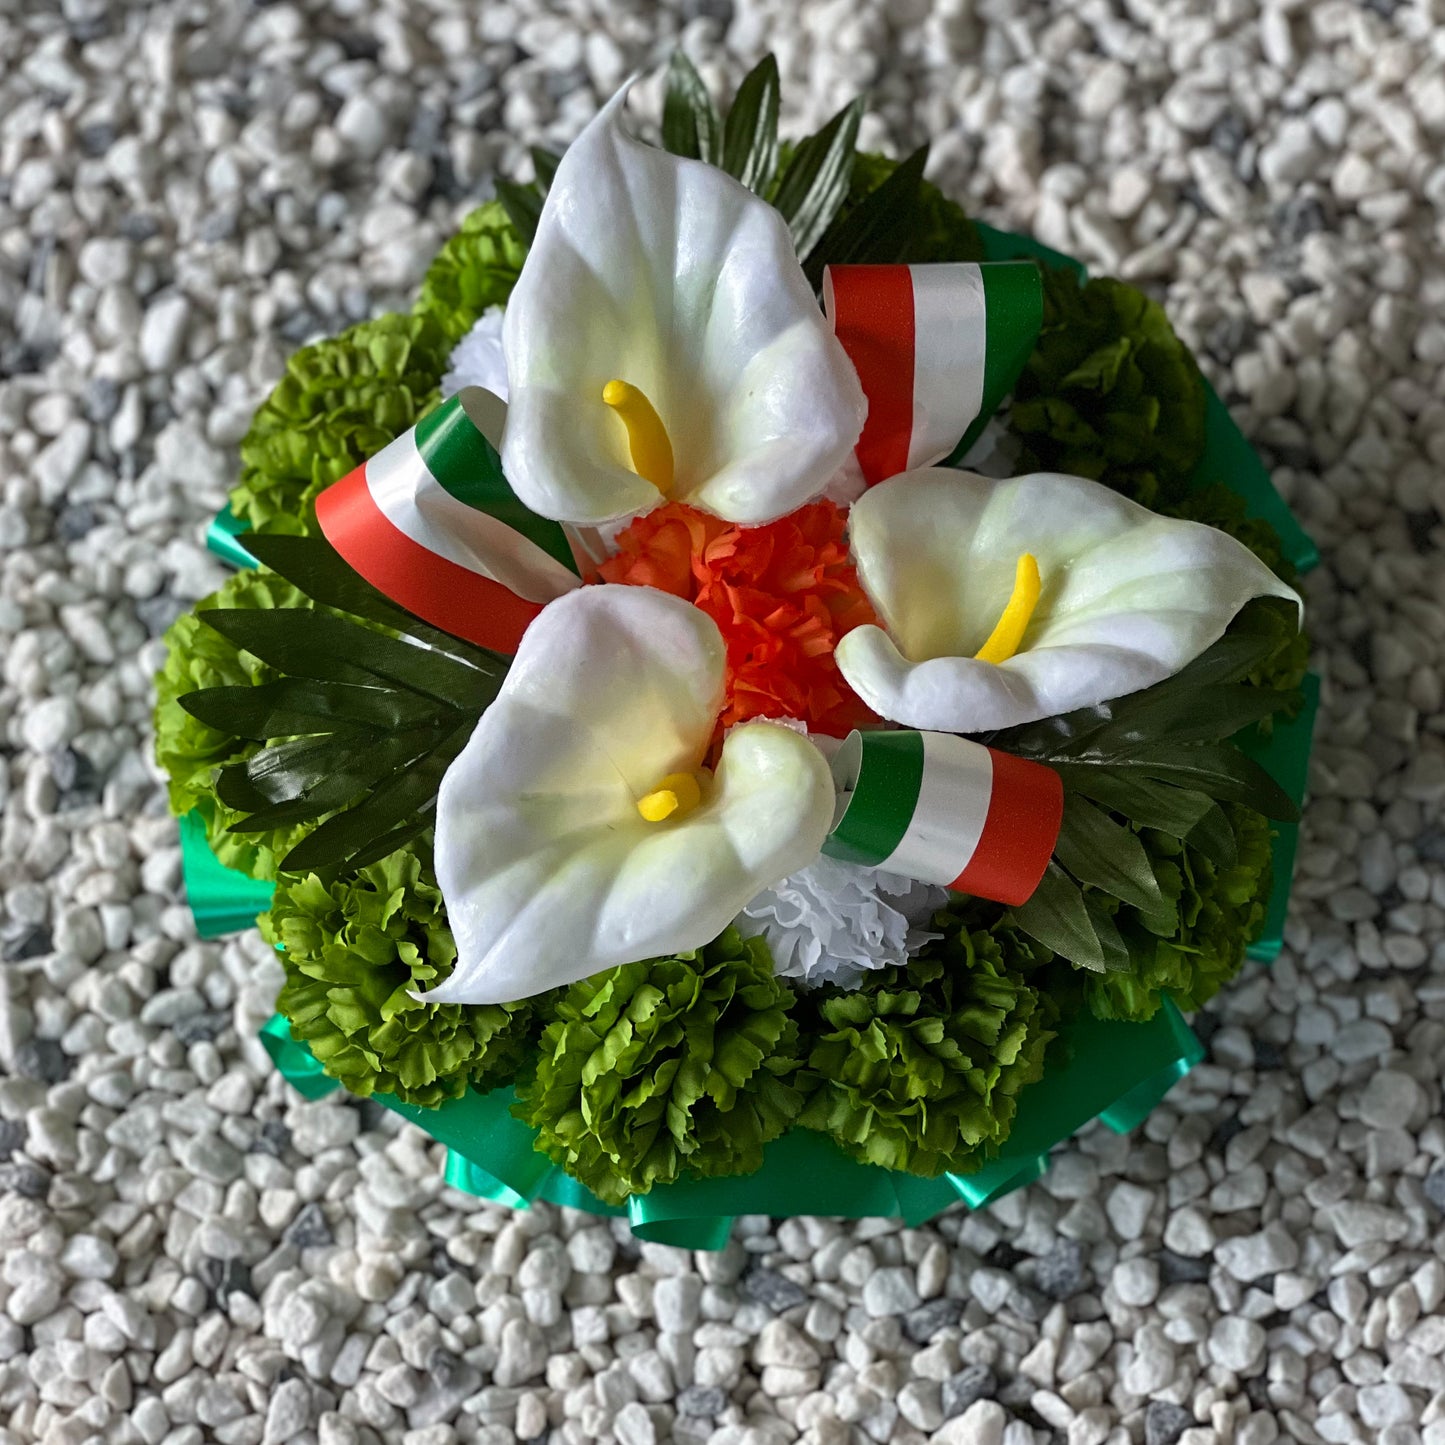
206,507,258,570
178,810,275,939
256,997,1201,1249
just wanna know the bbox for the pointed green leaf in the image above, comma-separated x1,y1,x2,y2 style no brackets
1125,744,1301,821
531,145,563,191
178,679,437,741
1083,897,1132,973
198,608,503,710
495,178,543,245
661,51,720,164
1009,862,1105,973
721,53,780,191
1056,767,1239,869
1055,795,1166,913
772,95,865,260
803,143,927,286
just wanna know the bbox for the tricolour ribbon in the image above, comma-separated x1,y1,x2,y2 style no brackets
314,387,592,654
823,729,1062,907
823,261,1043,485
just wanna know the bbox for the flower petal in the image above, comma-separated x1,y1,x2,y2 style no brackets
836,469,1301,732
427,585,836,1004
501,85,865,526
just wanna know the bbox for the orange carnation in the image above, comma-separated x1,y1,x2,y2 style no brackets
600,500,879,738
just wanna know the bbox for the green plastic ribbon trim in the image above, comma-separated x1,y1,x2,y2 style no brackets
205,507,259,570
178,810,275,939
1243,672,1320,962
258,997,1201,1249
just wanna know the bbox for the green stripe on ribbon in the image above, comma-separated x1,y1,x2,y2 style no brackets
414,395,578,575
823,729,925,868
946,261,1044,464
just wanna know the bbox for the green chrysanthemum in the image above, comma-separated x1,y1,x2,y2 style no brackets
413,199,528,345
798,929,1054,1177
229,311,451,535
269,847,534,1108
1010,267,1207,509
513,930,803,1204
154,568,316,880
1084,805,1274,1022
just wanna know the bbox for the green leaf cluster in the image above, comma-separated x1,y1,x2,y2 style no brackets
797,927,1054,1177
154,567,319,880
1010,266,1207,509
412,199,528,345
1080,803,1274,1021
269,847,534,1107
229,311,451,535
513,930,804,1204
984,597,1301,976
179,535,508,875
845,151,985,265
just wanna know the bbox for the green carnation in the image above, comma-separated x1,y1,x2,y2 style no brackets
798,929,1054,1177
1010,267,1206,509
846,151,986,263
229,311,450,534
513,930,803,1204
154,568,316,879
413,200,528,345
269,847,533,1108
1084,805,1274,1022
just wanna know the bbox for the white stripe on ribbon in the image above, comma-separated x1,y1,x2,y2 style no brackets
907,263,987,470
876,731,994,886
365,429,581,606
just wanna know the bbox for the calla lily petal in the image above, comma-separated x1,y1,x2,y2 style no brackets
426,585,836,1004
836,469,1301,733
501,85,865,527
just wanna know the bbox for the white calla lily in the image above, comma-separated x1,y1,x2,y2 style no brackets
424,585,836,1005
835,469,1301,733
500,85,866,527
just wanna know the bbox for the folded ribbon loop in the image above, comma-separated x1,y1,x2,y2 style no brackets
314,387,593,654
823,261,1043,485
823,729,1063,908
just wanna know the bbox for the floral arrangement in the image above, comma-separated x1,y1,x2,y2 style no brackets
156,58,1316,1243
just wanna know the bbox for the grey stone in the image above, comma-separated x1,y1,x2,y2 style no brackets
1035,1238,1087,1299
942,1365,998,1419
1145,1401,1196,1445
903,1298,965,1343
677,1385,726,1417
14,1037,71,1083
742,1267,808,1312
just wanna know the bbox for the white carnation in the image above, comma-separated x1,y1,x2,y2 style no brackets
736,854,949,990
442,306,508,400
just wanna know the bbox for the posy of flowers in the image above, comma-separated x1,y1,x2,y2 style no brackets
156,60,1312,1222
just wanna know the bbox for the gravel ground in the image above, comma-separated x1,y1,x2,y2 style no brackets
1,2,1443,1444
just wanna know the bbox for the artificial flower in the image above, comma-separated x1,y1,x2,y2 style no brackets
835,469,1300,733
423,585,836,1005
599,498,878,737
500,85,865,527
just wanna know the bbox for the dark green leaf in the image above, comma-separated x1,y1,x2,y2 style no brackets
244,723,446,806
178,680,437,741
661,51,720,164
1009,862,1105,973
1083,897,1132,973
531,145,563,191
1055,795,1166,914
721,53,780,191
280,721,471,872
1126,744,1301,821
240,533,502,665
199,608,504,710
1057,768,1239,869
494,179,543,245
803,144,927,286
772,95,865,260
325,811,433,874
1071,683,1297,755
